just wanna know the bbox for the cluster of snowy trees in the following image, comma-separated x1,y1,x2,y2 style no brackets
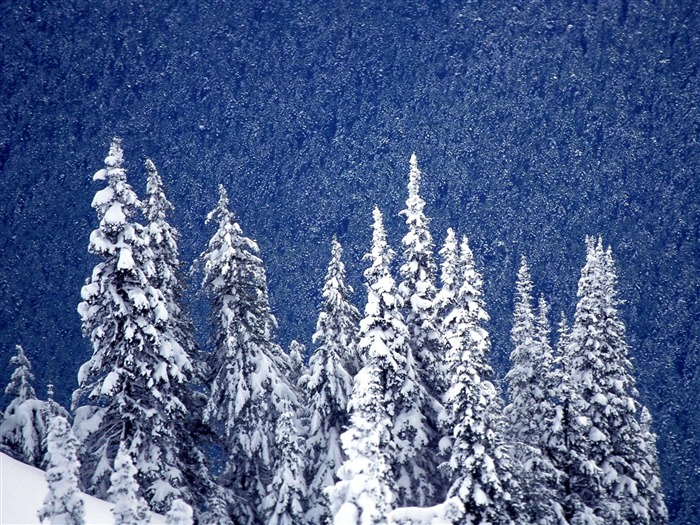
0,139,667,525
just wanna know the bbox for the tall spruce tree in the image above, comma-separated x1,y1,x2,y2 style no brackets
38,416,85,525
144,159,199,364
302,237,360,525
74,139,193,512
199,185,297,524
143,158,214,516
327,208,399,524
397,154,442,505
441,236,520,525
398,153,442,390
560,238,667,524
371,207,434,506
504,259,562,524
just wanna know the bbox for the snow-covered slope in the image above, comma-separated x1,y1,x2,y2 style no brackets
0,453,165,525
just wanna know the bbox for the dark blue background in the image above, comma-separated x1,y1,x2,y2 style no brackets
1,1,698,522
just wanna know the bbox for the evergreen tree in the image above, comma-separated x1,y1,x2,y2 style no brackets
74,139,193,512
561,238,667,524
199,184,297,524
398,154,443,394
1,345,64,467
328,207,402,524
166,499,194,525
302,237,359,525
144,158,200,370
504,259,562,524
262,400,308,525
38,416,85,525
441,236,520,525
144,158,215,516
109,444,150,525
396,155,442,506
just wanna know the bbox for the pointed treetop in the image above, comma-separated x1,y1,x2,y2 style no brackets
459,236,475,269
458,236,484,306
5,344,36,404
206,184,233,226
404,153,426,217
409,152,420,184
145,158,173,224
372,206,384,235
441,229,458,270
516,255,533,294
365,207,395,284
106,138,124,168
94,138,125,183
330,234,344,264
444,227,457,250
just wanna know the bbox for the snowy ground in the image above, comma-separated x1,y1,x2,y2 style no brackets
0,453,165,524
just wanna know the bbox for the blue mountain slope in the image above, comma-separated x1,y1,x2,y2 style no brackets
1,1,698,522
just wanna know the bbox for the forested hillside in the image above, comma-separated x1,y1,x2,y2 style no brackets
0,1,697,522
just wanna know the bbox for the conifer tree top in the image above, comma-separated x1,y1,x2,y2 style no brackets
5,344,36,404
407,152,423,208
207,184,234,228
365,207,395,283
439,228,459,286
145,158,174,224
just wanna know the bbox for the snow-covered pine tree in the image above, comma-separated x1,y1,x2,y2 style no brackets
143,158,214,515
328,207,404,524
144,158,200,372
166,499,194,525
109,444,150,525
74,139,193,512
302,237,360,525
396,154,441,506
600,245,667,525
561,238,667,524
199,184,297,524
328,356,395,525
262,400,308,525
440,236,520,525
0,345,64,467
38,416,85,525
504,258,562,524
373,206,434,507
398,154,443,394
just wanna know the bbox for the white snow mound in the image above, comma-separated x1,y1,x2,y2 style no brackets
0,452,165,524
